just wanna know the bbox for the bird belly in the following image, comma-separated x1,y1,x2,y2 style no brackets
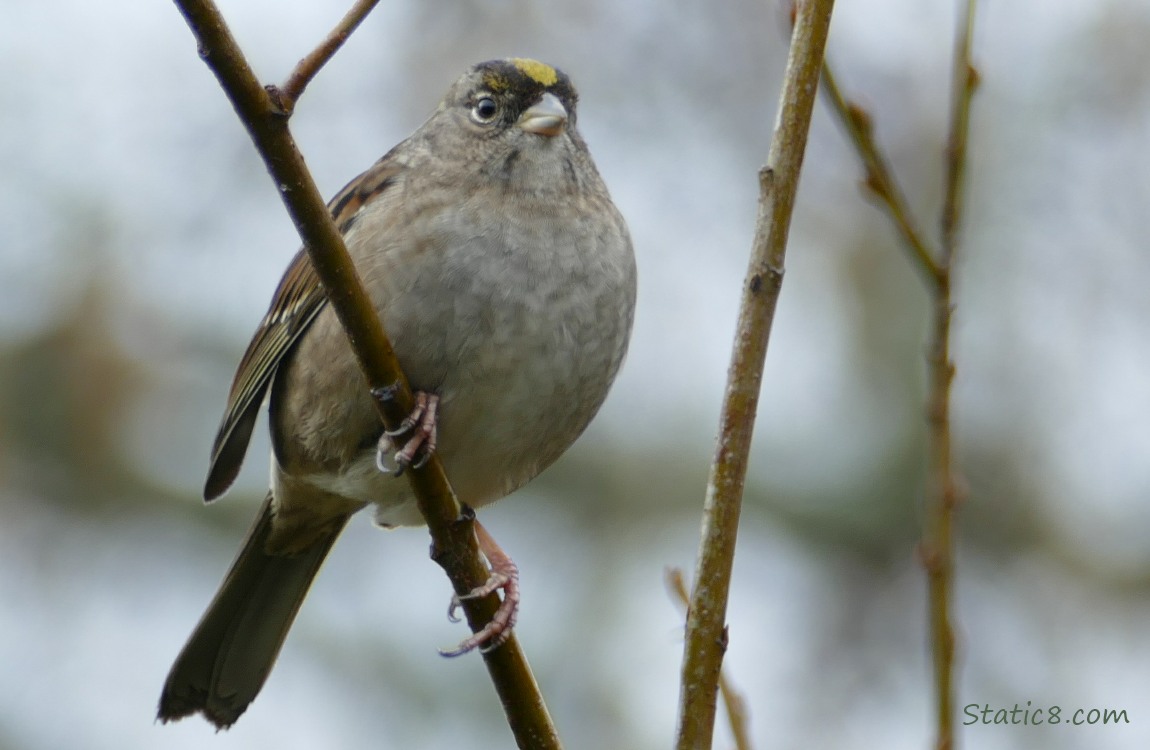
277,203,633,528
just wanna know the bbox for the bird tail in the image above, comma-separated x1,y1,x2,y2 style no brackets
158,494,348,729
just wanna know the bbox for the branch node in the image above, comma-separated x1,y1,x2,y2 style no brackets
917,542,945,573
428,504,476,567
757,165,775,191
370,381,403,404
862,173,887,200
942,476,967,510
967,64,981,92
264,84,293,117
845,102,872,135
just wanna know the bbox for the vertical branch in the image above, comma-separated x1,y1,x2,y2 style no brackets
940,0,979,261
924,2,978,749
667,569,754,750
674,2,836,749
817,2,978,747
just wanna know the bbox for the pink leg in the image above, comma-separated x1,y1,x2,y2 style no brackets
440,520,520,657
375,391,439,475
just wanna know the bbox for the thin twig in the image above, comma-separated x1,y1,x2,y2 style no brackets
674,2,836,748
170,2,560,747
818,3,979,748
666,569,754,750
819,64,941,286
940,0,979,264
269,0,380,114
924,3,978,749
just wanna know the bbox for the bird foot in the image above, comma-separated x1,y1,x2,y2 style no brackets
440,522,520,657
374,391,439,476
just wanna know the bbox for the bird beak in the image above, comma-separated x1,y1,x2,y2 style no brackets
518,92,567,137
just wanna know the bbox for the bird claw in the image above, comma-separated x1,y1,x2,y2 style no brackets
439,574,518,656
375,438,395,474
374,391,438,476
439,523,520,657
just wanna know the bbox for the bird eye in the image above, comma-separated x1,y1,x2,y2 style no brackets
471,96,499,123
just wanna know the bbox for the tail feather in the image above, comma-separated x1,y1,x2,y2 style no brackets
158,495,348,729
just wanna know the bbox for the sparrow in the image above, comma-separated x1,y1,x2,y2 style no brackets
157,58,636,729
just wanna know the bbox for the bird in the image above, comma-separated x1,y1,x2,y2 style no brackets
157,58,636,729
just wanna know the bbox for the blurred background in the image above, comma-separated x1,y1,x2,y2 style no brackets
2,0,1148,748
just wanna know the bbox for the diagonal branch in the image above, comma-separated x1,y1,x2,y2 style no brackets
674,2,836,748
269,0,381,114
819,64,941,286
169,1,560,747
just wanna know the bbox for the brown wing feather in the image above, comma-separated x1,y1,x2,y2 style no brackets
203,158,402,501
203,251,325,500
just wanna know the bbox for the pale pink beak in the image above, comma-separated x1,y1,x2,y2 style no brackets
518,92,567,137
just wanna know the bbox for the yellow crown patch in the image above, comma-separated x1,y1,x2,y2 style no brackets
510,58,558,86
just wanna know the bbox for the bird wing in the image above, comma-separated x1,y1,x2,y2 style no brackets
203,157,402,500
